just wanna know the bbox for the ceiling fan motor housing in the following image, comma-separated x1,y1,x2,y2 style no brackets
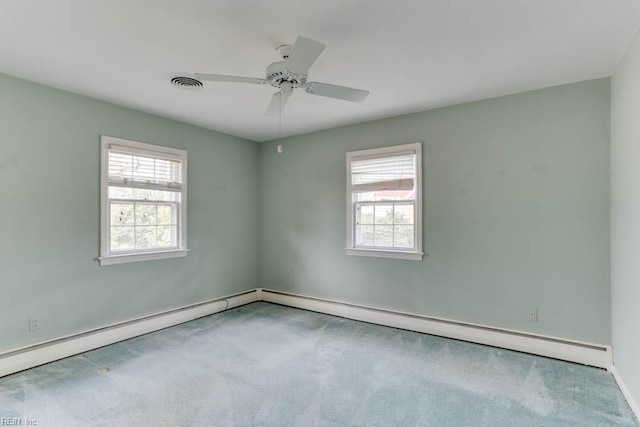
265,61,307,89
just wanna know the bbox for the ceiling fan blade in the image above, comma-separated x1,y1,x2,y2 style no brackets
265,92,291,116
284,36,326,76
194,73,267,85
304,82,369,102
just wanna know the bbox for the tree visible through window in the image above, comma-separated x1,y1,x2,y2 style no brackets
356,203,414,248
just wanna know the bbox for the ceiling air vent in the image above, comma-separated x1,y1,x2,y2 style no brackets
170,76,203,89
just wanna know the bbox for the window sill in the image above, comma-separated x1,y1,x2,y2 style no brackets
99,249,189,266
345,248,423,261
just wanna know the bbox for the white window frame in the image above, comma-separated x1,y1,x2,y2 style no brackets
99,135,188,266
346,142,423,261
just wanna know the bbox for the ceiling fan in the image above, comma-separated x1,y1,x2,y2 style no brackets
193,36,370,116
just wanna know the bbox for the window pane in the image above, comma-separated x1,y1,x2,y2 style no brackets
358,205,374,225
109,186,133,199
111,203,134,225
131,188,179,202
357,224,374,246
355,191,376,202
111,226,134,251
157,205,175,225
132,188,155,201
157,225,176,247
394,225,414,248
394,204,414,225
136,204,157,225
109,187,179,203
390,190,415,200
356,190,415,203
135,226,157,249
374,225,393,247
374,205,393,225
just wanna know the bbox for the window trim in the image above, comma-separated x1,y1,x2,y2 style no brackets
345,142,423,261
99,135,188,266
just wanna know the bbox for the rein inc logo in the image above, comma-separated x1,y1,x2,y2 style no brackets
1,419,37,426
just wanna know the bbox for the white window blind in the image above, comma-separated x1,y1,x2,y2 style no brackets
108,145,183,191
351,152,415,192
346,143,423,261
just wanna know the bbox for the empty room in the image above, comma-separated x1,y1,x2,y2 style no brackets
1,0,640,425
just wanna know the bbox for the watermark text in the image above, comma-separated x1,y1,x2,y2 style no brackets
1,418,38,426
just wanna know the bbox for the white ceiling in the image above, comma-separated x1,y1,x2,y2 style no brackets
1,1,639,142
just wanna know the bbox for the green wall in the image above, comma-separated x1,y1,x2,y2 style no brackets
0,73,258,353
611,28,640,410
0,71,613,355
259,79,611,344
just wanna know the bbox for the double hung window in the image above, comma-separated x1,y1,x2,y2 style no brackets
99,136,188,265
346,143,422,260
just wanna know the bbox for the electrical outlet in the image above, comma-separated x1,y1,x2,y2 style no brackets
528,309,538,322
28,318,40,332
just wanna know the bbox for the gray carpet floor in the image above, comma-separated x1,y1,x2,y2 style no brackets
0,302,636,426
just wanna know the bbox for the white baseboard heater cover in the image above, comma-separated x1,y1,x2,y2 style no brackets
259,288,612,370
0,290,258,378
0,288,613,380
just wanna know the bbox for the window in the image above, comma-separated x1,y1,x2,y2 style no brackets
346,142,422,261
99,136,188,266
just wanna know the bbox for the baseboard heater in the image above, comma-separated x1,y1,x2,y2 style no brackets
0,287,612,379
258,288,612,370
0,289,259,378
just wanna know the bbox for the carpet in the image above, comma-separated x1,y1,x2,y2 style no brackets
0,302,636,426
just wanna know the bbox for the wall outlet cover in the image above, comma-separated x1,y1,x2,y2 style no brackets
28,318,40,332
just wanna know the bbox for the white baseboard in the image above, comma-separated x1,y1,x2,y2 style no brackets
259,288,613,369
0,289,258,378
611,366,640,423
